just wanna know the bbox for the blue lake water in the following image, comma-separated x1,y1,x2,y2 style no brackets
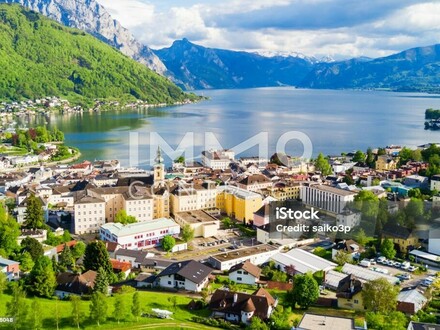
28,88,440,168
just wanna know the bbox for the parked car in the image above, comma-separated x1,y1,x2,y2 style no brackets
421,279,432,287
401,262,410,270
400,273,411,280
369,259,377,265
360,259,371,267
377,256,386,263
408,266,418,272
394,262,402,268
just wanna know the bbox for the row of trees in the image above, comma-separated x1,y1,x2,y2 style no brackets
5,283,143,329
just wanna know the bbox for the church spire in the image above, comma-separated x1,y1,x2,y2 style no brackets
155,146,164,164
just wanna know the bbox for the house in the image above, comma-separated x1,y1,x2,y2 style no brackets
397,288,428,315
271,248,336,275
135,273,157,288
156,260,213,292
336,274,364,311
332,240,364,262
110,259,131,279
382,224,418,253
407,321,440,330
114,249,154,268
209,288,277,324
55,270,97,298
403,175,429,190
375,155,398,172
236,174,272,192
229,260,262,285
208,244,278,271
297,313,362,330
201,149,235,170
0,257,20,281
336,210,361,229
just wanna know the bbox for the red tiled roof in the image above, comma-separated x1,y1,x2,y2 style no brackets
110,259,131,272
56,240,77,254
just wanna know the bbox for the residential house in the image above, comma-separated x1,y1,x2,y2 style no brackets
336,274,365,311
201,149,235,170
397,288,428,315
229,260,262,285
407,321,440,330
403,175,429,190
332,240,364,262
0,257,20,281
375,155,399,172
55,270,97,298
110,259,131,279
336,210,361,229
209,288,277,324
155,260,213,292
236,174,272,192
382,224,419,253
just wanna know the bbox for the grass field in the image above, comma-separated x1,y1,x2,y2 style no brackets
0,291,215,330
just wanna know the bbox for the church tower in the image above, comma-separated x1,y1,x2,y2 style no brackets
153,147,165,184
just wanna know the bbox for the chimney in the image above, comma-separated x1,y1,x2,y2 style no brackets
233,293,238,305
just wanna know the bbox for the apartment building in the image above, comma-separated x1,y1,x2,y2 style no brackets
201,149,235,170
170,181,217,214
73,195,106,234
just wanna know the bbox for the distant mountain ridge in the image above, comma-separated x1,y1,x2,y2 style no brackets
299,44,440,91
0,0,167,74
154,38,314,90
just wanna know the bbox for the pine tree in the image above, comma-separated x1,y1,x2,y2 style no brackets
89,292,108,326
83,241,112,276
94,267,109,294
23,194,44,230
21,237,44,261
28,256,57,298
131,291,141,321
59,244,74,270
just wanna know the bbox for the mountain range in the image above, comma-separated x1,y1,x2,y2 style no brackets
2,0,440,92
0,4,192,104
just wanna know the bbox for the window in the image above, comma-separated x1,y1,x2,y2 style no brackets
237,277,242,281
237,271,242,274
354,299,359,304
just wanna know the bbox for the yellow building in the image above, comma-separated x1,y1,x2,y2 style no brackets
382,225,418,253
216,186,262,223
336,275,365,311
263,182,301,201
375,155,399,171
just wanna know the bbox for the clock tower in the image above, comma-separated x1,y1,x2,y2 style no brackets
153,147,165,184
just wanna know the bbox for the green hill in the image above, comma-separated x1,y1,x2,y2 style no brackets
0,4,194,105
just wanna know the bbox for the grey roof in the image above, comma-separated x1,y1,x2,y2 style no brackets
409,322,440,330
157,260,213,285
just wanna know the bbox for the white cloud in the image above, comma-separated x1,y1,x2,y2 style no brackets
97,0,440,58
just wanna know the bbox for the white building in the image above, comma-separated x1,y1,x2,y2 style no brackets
201,149,235,170
271,248,336,274
73,196,106,234
229,260,262,285
431,174,440,191
300,184,357,215
156,260,212,292
99,218,180,250
336,210,361,229
208,245,278,271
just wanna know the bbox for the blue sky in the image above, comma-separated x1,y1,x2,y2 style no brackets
98,0,440,59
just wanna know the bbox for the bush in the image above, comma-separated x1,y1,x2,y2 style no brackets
191,316,238,329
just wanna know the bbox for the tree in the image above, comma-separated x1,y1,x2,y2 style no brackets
21,237,44,261
114,293,128,324
168,296,178,310
0,203,20,257
28,256,57,298
23,194,44,230
53,296,61,330
290,273,319,309
362,278,399,313
355,228,368,246
89,292,108,326
19,251,34,272
94,267,109,294
181,224,194,243
247,316,269,330
70,295,84,329
58,244,74,271
0,271,6,295
7,284,29,330
352,150,366,163
366,147,375,167
83,241,112,276
222,217,233,229
132,291,141,321
314,153,332,176
313,247,327,258
162,235,176,252
334,250,351,266
114,210,137,225
29,300,43,330
71,241,86,260
270,305,292,330
365,311,407,330
381,238,396,260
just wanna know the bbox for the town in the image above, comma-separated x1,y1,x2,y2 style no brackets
1,144,440,330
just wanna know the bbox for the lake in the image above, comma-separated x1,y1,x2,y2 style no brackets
23,88,440,168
